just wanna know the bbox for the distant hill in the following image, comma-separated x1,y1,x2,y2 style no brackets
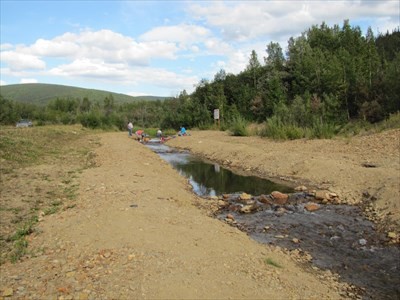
0,83,167,106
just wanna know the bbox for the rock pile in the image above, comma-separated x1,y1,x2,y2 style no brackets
208,185,343,218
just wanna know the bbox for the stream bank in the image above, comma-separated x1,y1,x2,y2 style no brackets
153,136,400,299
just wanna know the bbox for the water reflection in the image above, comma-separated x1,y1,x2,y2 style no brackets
148,142,293,197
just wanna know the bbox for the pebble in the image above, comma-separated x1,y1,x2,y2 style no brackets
239,193,252,200
358,239,367,246
2,287,13,297
294,185,308,191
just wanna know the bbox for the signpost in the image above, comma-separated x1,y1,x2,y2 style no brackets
214,109,220,128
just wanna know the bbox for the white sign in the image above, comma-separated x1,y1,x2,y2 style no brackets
214,109,220,120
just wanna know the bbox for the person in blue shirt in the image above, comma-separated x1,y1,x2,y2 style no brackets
179,126,186,136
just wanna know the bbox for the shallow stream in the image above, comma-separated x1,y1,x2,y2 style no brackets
146,140,400,299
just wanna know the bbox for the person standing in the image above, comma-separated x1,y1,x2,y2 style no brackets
127,121,133,137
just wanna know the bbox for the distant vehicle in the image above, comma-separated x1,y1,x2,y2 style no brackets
16,119,33,128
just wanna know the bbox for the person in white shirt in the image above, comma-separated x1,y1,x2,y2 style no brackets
127,122,133,137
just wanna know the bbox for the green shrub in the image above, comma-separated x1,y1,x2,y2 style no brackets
312,120,336,139
229,115,249,136
260,116,287,139
376,112,400,131
285,125,305,140
79,112,102,129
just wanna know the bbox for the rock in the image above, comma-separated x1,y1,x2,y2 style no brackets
78,292,89,300
271,191,288,205
209,196,218,200
292,238,300,244
388,232,397,239
304,203,320,212
226,214,235,220
217,200,228,208
240,205,256,214
294,185,308,191
66,271,76,278
359,239,367,245
314,190,328,200
239,193,252,201
222,194,230,199
2,287,13,297
58,287,69,294
275,207,286,216
258,194,271,204
228,204,242,212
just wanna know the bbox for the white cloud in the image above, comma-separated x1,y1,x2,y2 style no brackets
49,58,130,79
140,24,211,44
131,67,198,93
189,0,399,42
3,29,179,71
68,29,178,63
1,43,14,51
20,78,38,84
203,38,233,55
0,80,7,85
47,57,198,94
28,38,80,57
215,50,248,75
1,51,46,71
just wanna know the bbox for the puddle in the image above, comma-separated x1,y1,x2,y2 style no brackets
146,140,400,299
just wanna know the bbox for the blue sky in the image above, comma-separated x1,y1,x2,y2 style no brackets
1,1,399,97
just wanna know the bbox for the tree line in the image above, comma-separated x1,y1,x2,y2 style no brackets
1,20,399,138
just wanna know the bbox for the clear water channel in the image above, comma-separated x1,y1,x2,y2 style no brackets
146,141,293,196
146,140,400,300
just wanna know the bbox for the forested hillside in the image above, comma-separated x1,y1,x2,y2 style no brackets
1,21,399,138
0,83,165,106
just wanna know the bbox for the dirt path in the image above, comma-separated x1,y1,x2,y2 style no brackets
1,132,353,299
167,129,400,230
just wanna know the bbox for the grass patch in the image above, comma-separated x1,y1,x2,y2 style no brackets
338,112,400,137
0,124,101,264
64,184,79,200
264,257,282,268
8,216,38,263
43,206,59,216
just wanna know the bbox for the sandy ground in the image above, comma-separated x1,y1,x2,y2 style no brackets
1,129,399,299
167,129,400,230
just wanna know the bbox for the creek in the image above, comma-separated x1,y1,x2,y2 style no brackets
146,140,400,299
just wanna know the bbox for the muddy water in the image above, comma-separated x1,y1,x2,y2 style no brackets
146,141,400,299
